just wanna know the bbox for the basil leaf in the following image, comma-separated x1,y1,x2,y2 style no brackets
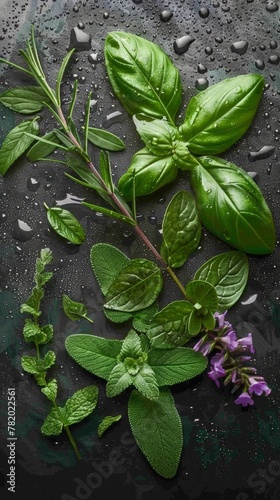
105,31,182,123
194,251,249,311
133,114,179,156
65,334,122,380
87,127,125,151
118,147,176,201
191,156,276,254
128,388,183,478
64,386,98,426
172,141,200,170
104,259,163,312
161,190,201,268
97,415,122,438
27,130,61,161
90,243,130,295
46,206,86,244
0,86,51,114
148,347,208,386
147,301,194,348
0,118,39,175
179,74,264,155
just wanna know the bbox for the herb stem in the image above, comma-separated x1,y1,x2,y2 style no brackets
52,400,82,460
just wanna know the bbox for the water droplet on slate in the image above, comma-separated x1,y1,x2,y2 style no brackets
247,171,259,182
69,27,91,51
0,213,7,223
268,54,279,64
11,220,34,242
198,63,207,73
103,12,109,19
88,53,99,64
205,46,213,55
148,215,157,225
102,111,125,128
27,177,40,191
160,10,173,22
132,0,142,3
213,1,220,7
270,41,278,49
195,78,208,90
266,3,279,13
231,41,248,55
199,7,209,18
174,35,195,55
255,59,265,70
248,145,275,162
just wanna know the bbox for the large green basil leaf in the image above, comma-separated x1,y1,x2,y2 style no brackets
194,251,249,311
147,301,194,348
104,259,163,312
161,190,201,268
118,147,176,201
133,114,179,156
128,388,183,478
105,31,182,123
179,74,264,155
191,156,276,254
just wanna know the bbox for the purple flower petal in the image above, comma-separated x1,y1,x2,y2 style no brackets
220,329,238,351
237,333,255,353
234,392,254,407
248,377,271,396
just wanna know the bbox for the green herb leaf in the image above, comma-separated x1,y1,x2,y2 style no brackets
118,147,176,201
41,407,64,436
0,86,51,114
64,385,98,426
97,415,122,438
65,334,122,380
194,251,249,311
62,294,93,323
87,127,125,151
149,347,208,386
21,355,40,375
90,243,130,295
45,206,86,244
27,130,61,161
161,190,201,268
106,363,133,397
128,388,183,478
0,118,39,175
82,201,135,226
104,309,133,323
147,301,193,348
191,156,276,254
41,379,58,402
186,280,218,311
105,31,182,123
42,350,56,369
179,74,264,155
99,150,113,191
104,259,163,312
22,319,46,344
133,114,179,156
132,302,159,333
40,324,54,344
56,49,75,106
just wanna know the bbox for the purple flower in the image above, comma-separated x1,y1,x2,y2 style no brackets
248,377,271,396
208,353,226,387
237,333,255,354
214,311,229,330
193,337,213,356
234,392,254,407
219,329,238,351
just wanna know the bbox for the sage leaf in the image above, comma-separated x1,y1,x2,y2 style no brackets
90,243,130,295
41,407,64,436
128,388,183,478
62,294,92,322
179,74,264,155
27,130,61,161
65,334,122,380
0,118,39,175
194,251,249,311
118,147,176,201
191,156,276,254
0,86,51,114
45,205,86,244
104,259,163,312
106,364,133,397
41,379,58,402
161,190,201,268
64,385,98,426
105,31,182,123
149,347,208,386
97,415,122,438
147,301,193,348
87,127,125,151
133,114,179,156
104,309,132,323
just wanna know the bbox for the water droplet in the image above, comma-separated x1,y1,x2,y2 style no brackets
266,3,279,13
255,59,265,70
148,215,157,225
69,27,91,51
215,37,223,44
27,177,40,191
11,220,34,242
199,7,209,18
174,35,195,55
195,78,208,91
205,46,213,55
88,53,99,64
247,171,259,182
270,41,278,49
132,0,142,3
103,12,109,19
160,10,173,22
268,54,280,65
248,145,275,162
231,41,248,55
213,1,220,6
198,63,207,73
102,111,125,128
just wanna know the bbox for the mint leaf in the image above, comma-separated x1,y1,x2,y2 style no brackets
65,334,122,380
0,86,51,114
41,379,58,402
128,388,183,478
45,206,86,244
97,415,122,438
42,350,56,369
132,302,159,333
21,355,40,375
90,243,130,295
41,407,64,436
147,301,193,348
106,363,133,397
62,294,92,322
0,118,39,175
22,319,45,343
104,259,163,312
148,347,208,386
64,385,98,426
